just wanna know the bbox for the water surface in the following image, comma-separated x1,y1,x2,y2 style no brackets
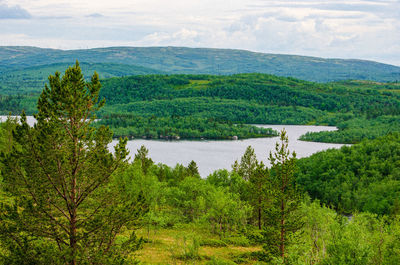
110,125,344,177
0,116,343,177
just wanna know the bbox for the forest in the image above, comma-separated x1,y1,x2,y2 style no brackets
0,63,399,264
97,113,278,140
1,73,399,143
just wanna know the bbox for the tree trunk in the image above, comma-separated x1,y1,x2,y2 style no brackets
258,197,262,230
70,205,77,265
280,199,285,262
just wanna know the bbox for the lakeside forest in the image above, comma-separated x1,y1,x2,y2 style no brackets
0,72,399,143
0,62,399,264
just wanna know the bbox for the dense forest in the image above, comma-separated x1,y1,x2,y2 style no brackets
1,73,398,142
0,63,399,264
98,74,400,143
97,114,278,140
0,62,162,94
297,133,400,215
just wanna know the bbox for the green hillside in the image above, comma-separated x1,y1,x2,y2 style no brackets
1,69,399,142
96,73,400,142
1,46,400,84
0,62,162,94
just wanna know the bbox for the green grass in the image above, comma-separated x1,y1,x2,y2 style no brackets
134,225,261,264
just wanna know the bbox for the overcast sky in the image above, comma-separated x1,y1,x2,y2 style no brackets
1,0,399,65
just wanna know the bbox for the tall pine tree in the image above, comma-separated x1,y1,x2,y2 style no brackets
263,129,302,263
0,62,145,264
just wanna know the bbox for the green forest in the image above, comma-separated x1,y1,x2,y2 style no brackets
97,114,278,140
1,72,399,142
0,63,399,264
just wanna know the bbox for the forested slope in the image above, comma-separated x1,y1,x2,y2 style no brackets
297,133,400,215
2,46,400,83
0,62,162,94
1,72,399,142
97,74,400,142
1,63,400,264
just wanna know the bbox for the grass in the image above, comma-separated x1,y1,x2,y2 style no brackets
134,225,261,264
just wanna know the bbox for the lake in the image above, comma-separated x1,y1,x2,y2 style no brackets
0,116,344,177
110,125,344,177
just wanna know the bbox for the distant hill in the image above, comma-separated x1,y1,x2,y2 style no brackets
1,46,400,86
0,62,163,94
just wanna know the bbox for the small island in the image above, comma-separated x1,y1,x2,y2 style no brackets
97,114,278,140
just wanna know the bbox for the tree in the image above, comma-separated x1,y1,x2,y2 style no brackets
134,145,153,175
236,146,257,181
263,129,302,263
187,160,200,177
0,62,145,264
248,161,269,230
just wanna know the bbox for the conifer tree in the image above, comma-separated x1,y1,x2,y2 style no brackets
0,62,145,264
237,145,257,181
187,160,200,177
248,161,269,230
263,129,302,263
134,145,153,175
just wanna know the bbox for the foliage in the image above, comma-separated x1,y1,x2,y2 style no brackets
134,145,153,175
234,146,258,181
97,113,278,140
0,62,162,94
0,60,400,264
96,74,400,143
301,115,400,143
2,72,400,144
263,129,302,263
297,133,400,215
0,62,146,264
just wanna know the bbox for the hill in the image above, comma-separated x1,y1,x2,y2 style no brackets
0,62,163,94
1,46,400,85
96,73,400,142
0,70,398,142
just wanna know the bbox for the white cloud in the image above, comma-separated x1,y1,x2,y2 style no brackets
1,0,400,65
0,3,31,19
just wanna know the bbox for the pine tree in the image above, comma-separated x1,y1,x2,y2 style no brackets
134,145,153,175
187,160,200,177
263,129,302,263
237,145,257,181
248,161,269,230
0,62,145,264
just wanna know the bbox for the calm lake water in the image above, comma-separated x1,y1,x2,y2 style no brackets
110,125,344,177
0,116,344,177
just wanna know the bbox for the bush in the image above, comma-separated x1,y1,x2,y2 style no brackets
245,229,264,244
233,251,269,264
222,236,251,247
170,235,202,261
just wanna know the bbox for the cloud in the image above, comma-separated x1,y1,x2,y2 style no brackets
37,16,72,20
86,13,104,18
1,0,400,65
0,4,31,19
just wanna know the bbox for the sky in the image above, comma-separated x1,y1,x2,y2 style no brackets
1,0,400,65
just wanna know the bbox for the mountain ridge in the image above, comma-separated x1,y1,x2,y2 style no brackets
1,46,400,82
